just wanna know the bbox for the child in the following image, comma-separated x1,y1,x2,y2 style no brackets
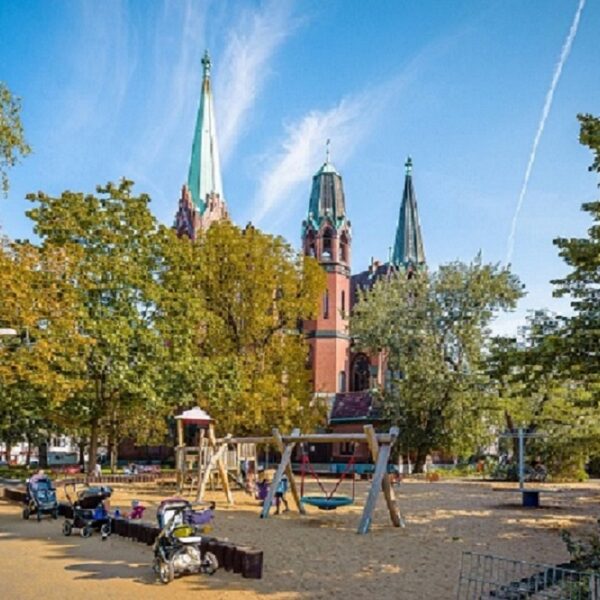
274,474,290,515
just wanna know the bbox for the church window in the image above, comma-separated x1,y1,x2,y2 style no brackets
351,354,370,391
322,229,333,260
323,290,329,319
341,290,346,314
340,234,348,262
338,370,346,392
339,442,354,456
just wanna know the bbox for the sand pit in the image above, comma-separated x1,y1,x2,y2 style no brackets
1,478,599,599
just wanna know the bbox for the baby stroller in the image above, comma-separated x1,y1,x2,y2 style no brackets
62,483,112,538
153,498,218,584
23,473,59,521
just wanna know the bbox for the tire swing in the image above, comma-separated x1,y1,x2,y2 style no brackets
299,444,357,510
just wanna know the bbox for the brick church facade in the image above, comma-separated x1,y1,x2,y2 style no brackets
174,54,426,456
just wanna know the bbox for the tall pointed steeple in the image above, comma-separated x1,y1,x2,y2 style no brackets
392,156,425,270
187,51,224,211
175,50,229,239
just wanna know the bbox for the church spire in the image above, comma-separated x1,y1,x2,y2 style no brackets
174,51,229,239
187,50,224,212
392,156,426,269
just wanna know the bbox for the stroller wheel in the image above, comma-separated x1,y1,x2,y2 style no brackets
158,560,174,584
22,507,30,520
62,521,73,536
100,523,111,539
80,526,92,538
52,509,58,520
201,551,219,576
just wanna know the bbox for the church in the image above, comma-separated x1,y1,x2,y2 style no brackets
174,53,426,449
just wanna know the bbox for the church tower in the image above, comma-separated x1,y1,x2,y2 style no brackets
392,156,426,273
175,51,229,239
302,148,351,395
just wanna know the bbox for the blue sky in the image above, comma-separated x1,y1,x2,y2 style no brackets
1,0,598,335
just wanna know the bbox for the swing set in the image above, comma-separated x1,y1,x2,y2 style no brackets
197,424,404,534
299,443,357,510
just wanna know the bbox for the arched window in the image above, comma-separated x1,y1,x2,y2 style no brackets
341,290,346,314
351,354,371,391
305,232,316,257
323,290,329,319
339,233,348,262
322,229,333,260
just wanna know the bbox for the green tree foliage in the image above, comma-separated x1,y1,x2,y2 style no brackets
552,114,600,387
26,181,167,472
156,221,326,435
0,82,30,196
351,257,522,471
486,310,597,479
0,238,88,460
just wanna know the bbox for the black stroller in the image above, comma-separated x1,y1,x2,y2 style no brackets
23,473,59,521
62,483,112,538
153,498,218,584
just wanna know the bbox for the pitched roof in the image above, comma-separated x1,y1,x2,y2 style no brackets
329,391,384,423
187,51,224,212
392,157,425,269
306,158,348,231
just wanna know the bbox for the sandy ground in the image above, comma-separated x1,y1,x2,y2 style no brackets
1,478,599,599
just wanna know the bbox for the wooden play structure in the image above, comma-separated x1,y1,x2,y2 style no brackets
174,407,257,501
200,423,403,535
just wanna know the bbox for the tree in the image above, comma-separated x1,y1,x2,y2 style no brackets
486,310,598,478
552,114,600,386
0,238,88,464
0,82,30,196
351,257,523,471
156,221,326,435
26,180,168,473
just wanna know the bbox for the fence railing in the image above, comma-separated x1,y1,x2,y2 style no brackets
457,551,600,599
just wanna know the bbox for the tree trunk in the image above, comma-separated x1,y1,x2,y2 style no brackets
25,435,32,467
414,446,429,474
88,418,99,476
38,440,48,469
110,435,118,474
5,437,13,465
78,439,86,467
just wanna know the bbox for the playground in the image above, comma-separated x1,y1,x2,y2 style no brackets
2,477,600,599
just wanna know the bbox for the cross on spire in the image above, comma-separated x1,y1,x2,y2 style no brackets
326,138,331,164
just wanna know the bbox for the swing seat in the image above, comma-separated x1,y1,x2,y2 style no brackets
301,495,354,510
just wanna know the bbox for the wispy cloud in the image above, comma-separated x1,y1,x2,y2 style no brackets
215,0,297,164
250,94,379,226
249,30,458,227
505,0,586,265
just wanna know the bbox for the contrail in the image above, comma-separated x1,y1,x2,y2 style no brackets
506,0,585,265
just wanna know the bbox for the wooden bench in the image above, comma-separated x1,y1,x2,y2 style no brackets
492,487,561,508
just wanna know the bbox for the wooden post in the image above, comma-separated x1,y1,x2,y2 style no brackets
364,425,402,529
357,426,399,534
193,429,206,498
260,428,299,519
272,428,306,515
176,419,185,493
198,438,230,502
209,424,233,505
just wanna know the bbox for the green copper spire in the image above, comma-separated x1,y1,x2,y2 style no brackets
392,156,425,269
306,140,347,229
187,50,224,212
